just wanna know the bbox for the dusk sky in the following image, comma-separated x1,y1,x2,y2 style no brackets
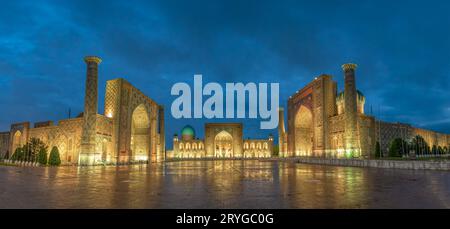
1,0,449,148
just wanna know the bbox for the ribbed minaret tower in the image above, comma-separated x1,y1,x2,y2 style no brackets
80,56,102,165
278,107,287,157
342,63,359,156
158,105,166,161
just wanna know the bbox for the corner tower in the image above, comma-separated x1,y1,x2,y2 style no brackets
342,63,360,156
80,56,102,165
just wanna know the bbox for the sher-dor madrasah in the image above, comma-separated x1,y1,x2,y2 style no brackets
0,57,449,165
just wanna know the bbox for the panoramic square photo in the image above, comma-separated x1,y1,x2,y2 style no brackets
0,0,449,227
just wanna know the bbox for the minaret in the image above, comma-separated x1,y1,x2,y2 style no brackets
278,107,287,157
159,105,165,162
342,63,359,156
80,56,102,165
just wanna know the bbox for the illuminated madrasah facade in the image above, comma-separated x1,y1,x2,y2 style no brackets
1,59,449,163
0,56,165,165
278,63,450,158
170,123,274,159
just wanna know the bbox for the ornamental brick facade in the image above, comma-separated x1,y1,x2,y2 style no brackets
170,123,273,159
279,63,449,158
0,56,165,165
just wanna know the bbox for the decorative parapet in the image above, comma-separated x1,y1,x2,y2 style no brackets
84,56,102,64
341,63,357,71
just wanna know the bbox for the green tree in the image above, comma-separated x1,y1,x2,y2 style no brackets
432,145,437,155
411,135,429,155
11,147,24,161
389,138,404,157
375,141,381,158
273,145,279,157
22,138,47,162
48,146,61,166
438,146,443,155
38,147,48,165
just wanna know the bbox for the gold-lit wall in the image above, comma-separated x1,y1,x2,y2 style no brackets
0,114,114,164
375,121,450,154
0,56,165,165
242,139,272,158
103,78,164,164
284,65,377,158
0,132,10,157
282,63,449,159
173,139,206,158
171,123,273,159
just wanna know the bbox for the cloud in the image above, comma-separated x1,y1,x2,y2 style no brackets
0,0,449,148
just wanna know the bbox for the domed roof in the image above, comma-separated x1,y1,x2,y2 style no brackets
181,125,195,137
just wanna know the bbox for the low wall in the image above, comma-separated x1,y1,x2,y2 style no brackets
293,157,450,171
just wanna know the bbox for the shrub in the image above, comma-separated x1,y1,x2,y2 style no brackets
432,145,437,155
38,148,48,165
438,146,444,155
426,146,431,155
273,145,279,157
48,146,61,166
22,138,48,162
388,138,408,157
11,147,24,161
411,135,429,155
375,141,381,158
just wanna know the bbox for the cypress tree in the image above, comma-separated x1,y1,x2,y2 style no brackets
11,147,24,161
48,146,61,166
375,141,381,158
389,138,401,157
38,148,48,165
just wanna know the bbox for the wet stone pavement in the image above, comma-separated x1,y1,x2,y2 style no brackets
0,160,449,208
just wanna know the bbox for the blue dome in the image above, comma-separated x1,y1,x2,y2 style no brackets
181,125,195,138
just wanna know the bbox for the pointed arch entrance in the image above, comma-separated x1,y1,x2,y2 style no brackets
294,105,313,156
214,130,233,158
131,104,150,161
12,131,22,154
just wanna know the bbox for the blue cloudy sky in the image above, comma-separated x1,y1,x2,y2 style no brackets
0,0,449,148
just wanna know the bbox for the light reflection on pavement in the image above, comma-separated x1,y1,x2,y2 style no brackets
0,160,449,208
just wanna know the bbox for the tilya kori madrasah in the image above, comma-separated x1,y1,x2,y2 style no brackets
0,57,449,165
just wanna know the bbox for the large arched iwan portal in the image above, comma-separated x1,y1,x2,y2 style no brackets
130,104,151,161
214,130,233,158
287,84,314,157
294,106,313,156
104,78,164,164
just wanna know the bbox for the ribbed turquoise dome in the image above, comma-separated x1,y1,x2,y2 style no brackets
181,125,195,138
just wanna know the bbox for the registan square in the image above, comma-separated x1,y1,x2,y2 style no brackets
0,0,449,213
